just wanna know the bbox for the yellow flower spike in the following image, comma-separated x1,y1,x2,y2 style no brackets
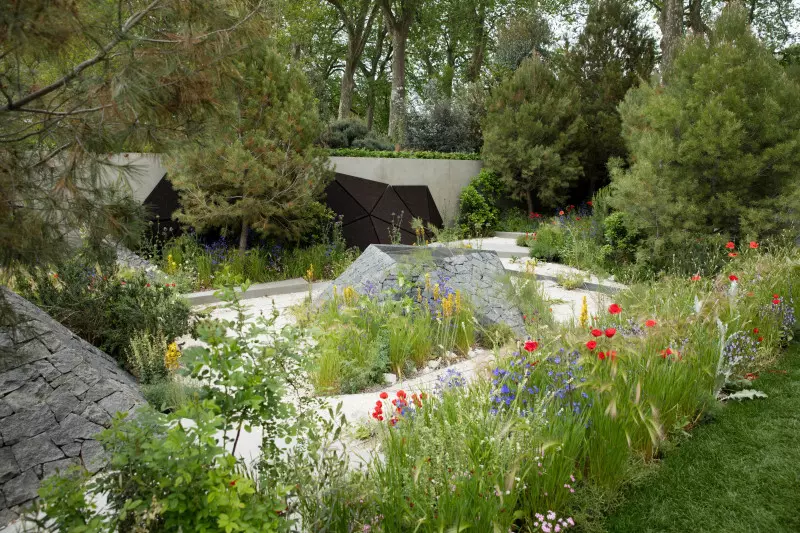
455,290,462,313
433,283,440,301
579,295,588,329
416,287,423,303
164,342,181,372
425,273,431,291
305,263,314,282
343,286,357,306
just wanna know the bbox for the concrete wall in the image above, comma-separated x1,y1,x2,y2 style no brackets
329,157,482,225
102,153,167,203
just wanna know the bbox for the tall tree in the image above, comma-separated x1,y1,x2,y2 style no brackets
482,56,583,212
560,0,656,194
360,18,393,130
379,0,424,145
609,3,800,271
659,0,685,73
0,0,269,270
168,46,331,254
326,0,381,119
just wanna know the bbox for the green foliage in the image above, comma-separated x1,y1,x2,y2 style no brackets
483,56,584,212
457,169,507,237
608,4,800,274
558,0,656,194
168,46,331,251
139,379,200,413
457,184,498,237
33,407,287,533
405,96,481,153
125,330,170,385
16,255,190,367
325,148,481,159
528,224,566,261
319,118,393,150
600,211,641,267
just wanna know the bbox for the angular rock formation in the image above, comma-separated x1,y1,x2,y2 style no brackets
319,245,525,334
0,289,145,526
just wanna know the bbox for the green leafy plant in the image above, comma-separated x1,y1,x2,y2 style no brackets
528,224,566,261
326,148,481,159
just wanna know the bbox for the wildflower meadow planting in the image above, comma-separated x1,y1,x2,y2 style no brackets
2,1,799,532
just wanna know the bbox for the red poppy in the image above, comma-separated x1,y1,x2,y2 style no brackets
598,351,606,360
586,340,597,350
758,336,763,342
524,340,539,352
590,328,603,338
608,303,622,314
753,328,759,334
120,281,126,285
728,274,739,282
645,319,657,328
230,480,237,487
397,390,407,399
660,347,673,358
420,392,428,400
587,200,593,206
576,217,581,221
744,372,758,381
691,274,701,281
773,293,779,298
772,298,781,305
609,350,618,362
749,241,759,249
725,241,735,250
728,253,738,258
559,210,565,216
390,417,398,426
53,273,58,279
379,391,388,400
146,283,151,288
605,327,616,338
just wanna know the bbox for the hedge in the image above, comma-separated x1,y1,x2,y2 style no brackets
326,148,481,160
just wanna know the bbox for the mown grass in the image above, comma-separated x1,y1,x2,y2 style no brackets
603,342,800,533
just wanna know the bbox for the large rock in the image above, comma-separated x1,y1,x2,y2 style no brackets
0,288,146,527
318,245,525,335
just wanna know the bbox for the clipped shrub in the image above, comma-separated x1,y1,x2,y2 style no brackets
458,184,498,237
406,100,479,153
325,148,481,160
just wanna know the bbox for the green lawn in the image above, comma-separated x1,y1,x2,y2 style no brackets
604,343,800,533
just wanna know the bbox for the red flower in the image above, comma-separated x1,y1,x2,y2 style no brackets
605,327,616,338
749,241,759,249
576,217,581,221
598,351,606,360
397,390,407,399
590,329,603,338
728,274,739,282
645,319,657,328
52,273,58,279
559,210,565,216
230,480,237,487
773,293,779,298
772,298,781,305
524,340,539,352
120,281,126,285
725,241,735,250
146,283,151,288
587,200,593,206
744,372,758,381
379,391,388,400
728,253,738,258
753,328,759,334
609,350,618,362
660,347,673,358
758,336,763,342
608,303,622,314
586,340,597,350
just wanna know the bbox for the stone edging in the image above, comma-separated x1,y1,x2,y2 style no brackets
183,279,329,306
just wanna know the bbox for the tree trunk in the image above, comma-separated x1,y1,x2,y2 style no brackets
466,1,487,82
238,221,249,255
659,0,684,75
387,28,408,144
526,190,533,214
443,45,456,99
338,56,357,119
688,0,708,36
366,88,375,129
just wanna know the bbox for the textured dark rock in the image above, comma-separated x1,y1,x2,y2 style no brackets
12,434,64,472
319,245,525,335
3,470,39,507
0,448,20,484
0,288,146,526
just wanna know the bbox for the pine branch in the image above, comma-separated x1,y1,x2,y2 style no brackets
1,0,161,113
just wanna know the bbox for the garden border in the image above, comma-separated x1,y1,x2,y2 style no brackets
184,279,329,305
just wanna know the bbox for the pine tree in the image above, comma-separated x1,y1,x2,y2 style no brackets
608,4,800,270
0,0,270,270
168,46,331,253
559,0,656,194
482,57,583,212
